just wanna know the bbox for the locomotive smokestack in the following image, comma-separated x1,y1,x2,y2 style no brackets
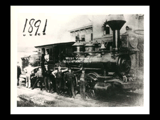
107,14,126,52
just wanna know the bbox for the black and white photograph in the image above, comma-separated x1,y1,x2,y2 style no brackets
11,6,149,114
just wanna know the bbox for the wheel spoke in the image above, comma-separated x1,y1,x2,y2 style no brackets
117,55,131,74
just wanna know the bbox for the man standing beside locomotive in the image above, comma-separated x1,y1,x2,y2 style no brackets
80,68,87,100
40,48,46,77
52,65,68,94
39,48,46,89
63,67,82,98
44,49,50,92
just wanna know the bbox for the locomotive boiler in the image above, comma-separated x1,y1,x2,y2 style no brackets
62,14,141,97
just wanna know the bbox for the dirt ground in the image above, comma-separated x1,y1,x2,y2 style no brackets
17,79,143,107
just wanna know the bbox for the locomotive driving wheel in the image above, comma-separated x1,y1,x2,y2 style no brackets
117,55,131,75
86,86,96,99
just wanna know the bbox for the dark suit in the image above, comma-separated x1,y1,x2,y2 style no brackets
41,54,45,76
44,71,49,91
64,72,76,98
55,70,63,94
17,65,21,85
80,73,87,100
45,71,55,93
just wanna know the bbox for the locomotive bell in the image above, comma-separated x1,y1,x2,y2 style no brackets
106,14,126,52
100,41,106,49
99,40,106,54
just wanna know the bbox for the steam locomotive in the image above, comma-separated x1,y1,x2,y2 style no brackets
35,14,143,98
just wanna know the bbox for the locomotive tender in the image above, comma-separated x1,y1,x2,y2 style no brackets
35,14,143,98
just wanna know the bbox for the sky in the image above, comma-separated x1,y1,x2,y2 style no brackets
16,8,93,49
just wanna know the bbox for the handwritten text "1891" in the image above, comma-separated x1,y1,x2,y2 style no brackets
23,18,47,36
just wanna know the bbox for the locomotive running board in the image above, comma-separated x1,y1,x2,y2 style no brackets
104,79,143,90
104,79,124,84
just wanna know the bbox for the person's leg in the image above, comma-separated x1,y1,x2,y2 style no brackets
47,76,51,92
81,81,86,100
32,77,37,88
67,85,71,97
62,78,66,93
71,80,75,98
63,77,67,89
59,78,62,93
28,75,31,88
44,76,48,91
83,81,86,99
31,77,35,87
51,75,55,93
67,80,71,97
56,78,60,94
52,76,56,92
30,77,33,87
80,81,83,98
32,77,39,90
26,75,29,88
39,77,43,91
17,76,19,86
